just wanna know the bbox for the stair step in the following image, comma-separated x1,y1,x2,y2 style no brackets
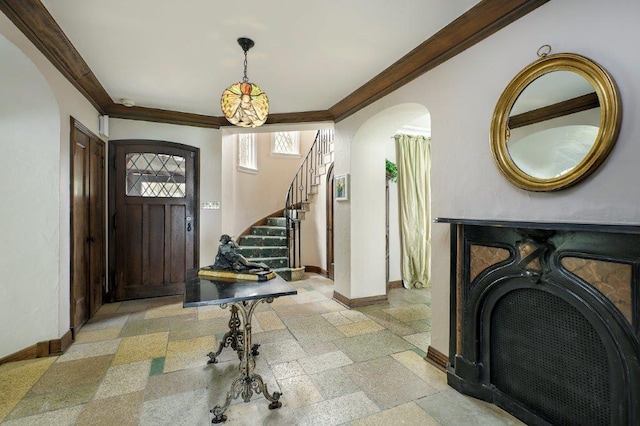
251,225,287,237
246,257,289,269
273,267,305,282
238,235,287,247
266,217,287,227
318,164,326,176
323,153,332,165
236,246,288,258
300,201,311,211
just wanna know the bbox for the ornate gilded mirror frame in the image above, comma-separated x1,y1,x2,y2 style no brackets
490,50,621,191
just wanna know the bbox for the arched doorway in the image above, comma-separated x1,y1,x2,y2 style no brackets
333,103,430,304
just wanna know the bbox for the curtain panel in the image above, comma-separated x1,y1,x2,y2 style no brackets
395,134,431,288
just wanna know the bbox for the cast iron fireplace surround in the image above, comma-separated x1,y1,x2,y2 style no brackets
437,218,640,425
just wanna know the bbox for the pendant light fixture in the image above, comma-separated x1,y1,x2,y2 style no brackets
220,37,269,127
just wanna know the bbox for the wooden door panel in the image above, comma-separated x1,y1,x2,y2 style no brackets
110,141,199,301
89,139,105,316
72,137,89,329
148,205,165,286
70,118,106,334
124,204,143,291
170,204,186,283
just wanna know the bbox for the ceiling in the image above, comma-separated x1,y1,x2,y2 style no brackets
1,0,549,128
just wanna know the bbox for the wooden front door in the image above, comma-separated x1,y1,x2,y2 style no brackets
326,164,334,280
70,118,105,334
110,140,199,301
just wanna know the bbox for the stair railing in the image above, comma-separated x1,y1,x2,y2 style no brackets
284,128,334,269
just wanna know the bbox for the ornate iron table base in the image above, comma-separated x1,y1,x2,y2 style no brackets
210,298,282,423
207,305,260,364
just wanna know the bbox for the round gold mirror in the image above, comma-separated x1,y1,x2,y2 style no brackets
490,51,621,191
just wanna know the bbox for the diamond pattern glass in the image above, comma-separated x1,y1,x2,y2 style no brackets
273,132,298,154
125,153,186,197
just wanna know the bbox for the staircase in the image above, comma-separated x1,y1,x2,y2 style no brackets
235,216,303,281
235,129,334,281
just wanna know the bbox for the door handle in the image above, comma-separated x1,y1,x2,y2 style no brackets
86,236,95,243
186,216,192,232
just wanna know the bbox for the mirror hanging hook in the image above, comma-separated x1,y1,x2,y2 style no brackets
537,44,552,58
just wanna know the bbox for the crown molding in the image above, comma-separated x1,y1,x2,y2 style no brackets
0,0,549,127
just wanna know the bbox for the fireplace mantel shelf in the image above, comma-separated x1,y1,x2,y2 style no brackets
435,217,640,235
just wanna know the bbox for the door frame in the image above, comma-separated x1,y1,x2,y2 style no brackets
326,163,334,280
69,117,106,335
107,139,200,302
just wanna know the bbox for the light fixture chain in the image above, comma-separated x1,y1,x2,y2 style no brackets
243,50,249,82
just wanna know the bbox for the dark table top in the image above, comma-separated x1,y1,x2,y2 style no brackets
183,272,297,307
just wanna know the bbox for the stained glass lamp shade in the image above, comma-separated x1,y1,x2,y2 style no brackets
221,38,269,128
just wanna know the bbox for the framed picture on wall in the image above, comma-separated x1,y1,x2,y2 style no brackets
335,173,349,201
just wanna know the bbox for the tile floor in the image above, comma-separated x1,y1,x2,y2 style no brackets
0,273,523,425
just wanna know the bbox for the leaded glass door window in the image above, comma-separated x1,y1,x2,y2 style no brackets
125,153,186,197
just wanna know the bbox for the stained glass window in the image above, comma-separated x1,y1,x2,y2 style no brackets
125,153,186,197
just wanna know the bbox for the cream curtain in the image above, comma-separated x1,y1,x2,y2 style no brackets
395,134,431,288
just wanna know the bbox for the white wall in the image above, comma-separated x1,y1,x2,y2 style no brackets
335,0,640,354
0,13,102,357
109,119,222,267
0,34,59,357
223,129,316,238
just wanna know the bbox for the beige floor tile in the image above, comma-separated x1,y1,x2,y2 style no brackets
7,383,98,419
402,332,431,352
322,311,353,327
309,368,360,400
318,299,346,312
270,296,297,307
57,339,121,363
383,304,431,323
298,351,352,375
337,320,385,337
144,302,196,319
30,355,112,394
144,366,213,401
94,303,121,316
81,313,129,332
293,391,379,426
77,391,144,426
163,335,215,373
197,304,231,320
112,332,168,365
138,388,211,425
277,375,323,409
342,356,438,409
352,401,439,426
391,350,448,390
1,405,84,426
94,359,151,400
271,360,305,380
340,309,370,323
255,311,286,331
0,358,56,421
73,327,122,344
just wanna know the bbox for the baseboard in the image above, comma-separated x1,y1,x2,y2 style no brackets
304,265,328,276
333,291,388,308
387,280,403,290
0,330,73,366
425,345,448,371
